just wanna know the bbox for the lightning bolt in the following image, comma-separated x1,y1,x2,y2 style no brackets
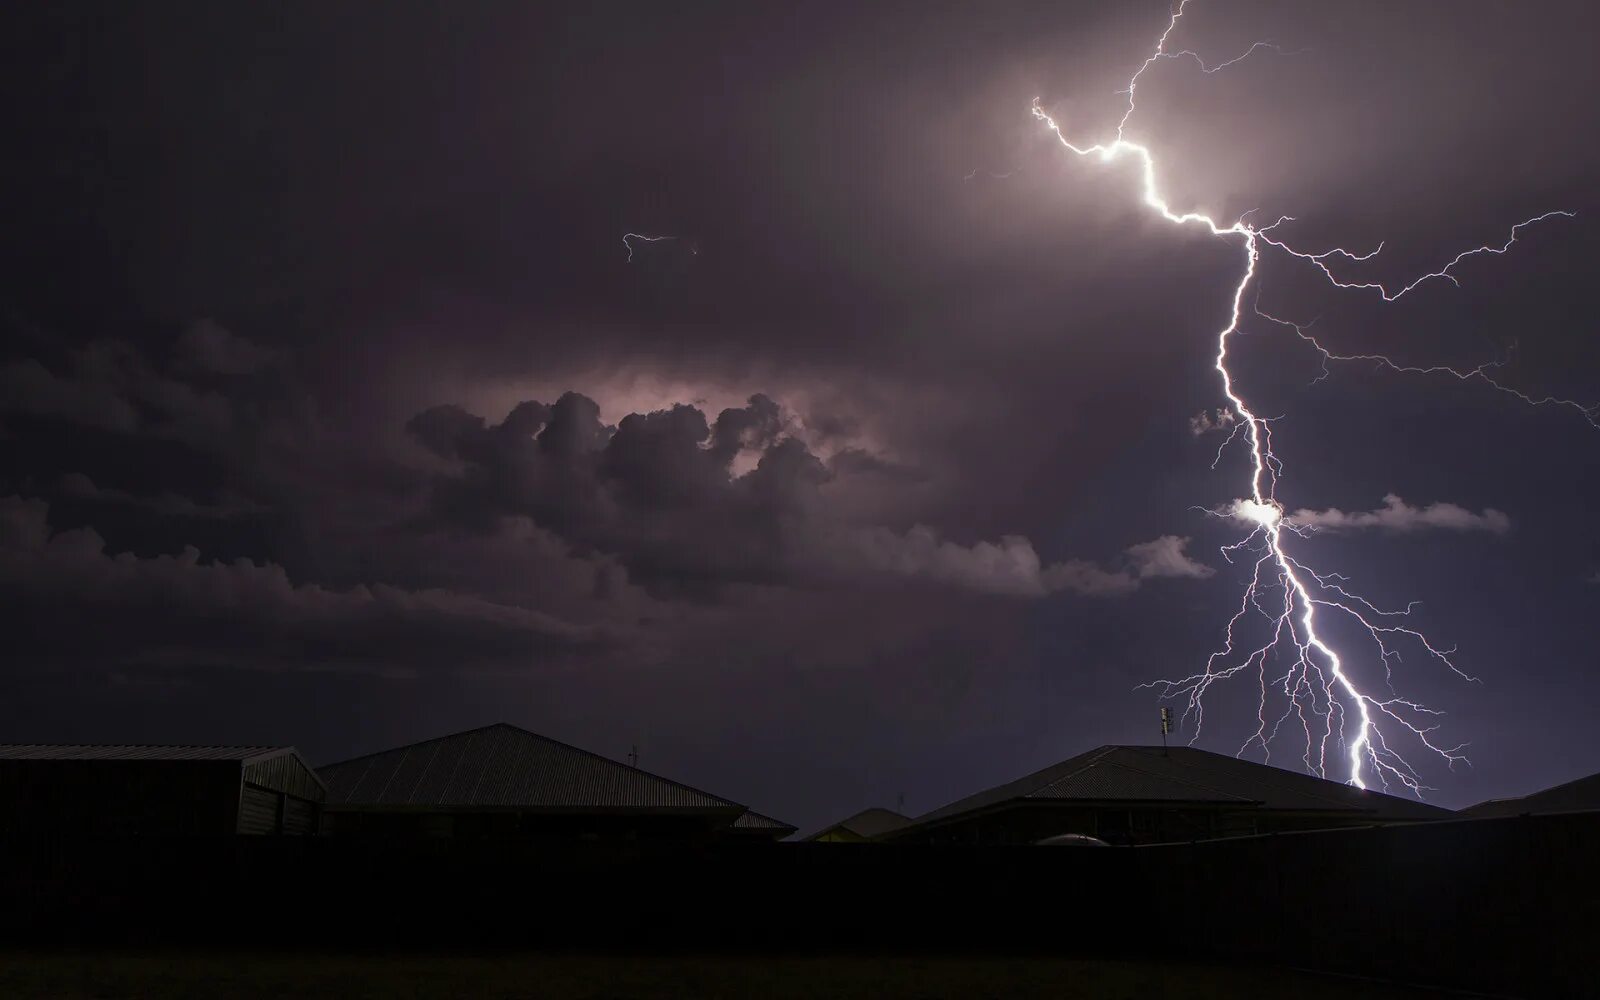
1034,0,1576,793
1256,301,1600,430
1128,39,1303,88
622,232,676,262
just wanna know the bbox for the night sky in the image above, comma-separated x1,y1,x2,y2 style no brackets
2,0,1597,829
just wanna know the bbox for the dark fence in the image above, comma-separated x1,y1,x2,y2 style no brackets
1,812,1594,996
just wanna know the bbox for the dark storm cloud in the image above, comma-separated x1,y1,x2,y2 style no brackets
0,327,263,447
0,496,609,674
404,390,1212,598
56,472,266,520
0,307,1210,698
826,447,926,483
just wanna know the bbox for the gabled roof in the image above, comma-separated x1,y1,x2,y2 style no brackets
0,744,295,764
732,809,798,837
1461,770,1600,819
317,723,745,813
802,807,912,841
903,745,1451,832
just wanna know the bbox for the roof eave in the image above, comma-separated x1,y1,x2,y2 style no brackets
322,802,746,817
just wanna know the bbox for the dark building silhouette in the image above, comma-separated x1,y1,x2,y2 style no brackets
1461,769,1600,819
727,809,799,841
882,745,1452,846
801,807,911,842
0,744,325,836
316,722,791,842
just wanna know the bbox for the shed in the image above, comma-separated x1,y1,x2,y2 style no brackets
0,744,326,836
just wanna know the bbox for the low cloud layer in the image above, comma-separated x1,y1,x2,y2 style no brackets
1287,494,1511,535
849,527,1211,598
0,496,608,672
57,473,266,520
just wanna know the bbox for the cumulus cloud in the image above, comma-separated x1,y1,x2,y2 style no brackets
1124,534,1216,580
848,526,1058,598
174,319,278,375
826,447,925,482
1046,535,1213,596
1286,494,1511,534
1217,498,1284,528
405,393,1211,600
1041,559,1141,598
406,392,882,592
847,527,1210,598
1189,408,1237,436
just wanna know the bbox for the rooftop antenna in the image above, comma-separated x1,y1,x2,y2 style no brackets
1159,707,1172,756
627,745,638,768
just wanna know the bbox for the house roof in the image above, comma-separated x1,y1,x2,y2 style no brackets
801,807,912,841
900,745,1452,833
317,723,746,813
1461,770,1600,819
0,744,296,764
732,809,798,836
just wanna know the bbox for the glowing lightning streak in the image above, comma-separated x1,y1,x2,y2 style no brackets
622,232,676,262
1033,0,1575,792
1124,40,1303,91
1254,302,1600,430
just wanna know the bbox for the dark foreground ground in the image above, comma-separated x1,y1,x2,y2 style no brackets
0,952,1465,999
3,814,1591,998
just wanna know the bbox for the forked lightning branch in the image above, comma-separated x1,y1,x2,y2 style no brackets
1033,0,1575,793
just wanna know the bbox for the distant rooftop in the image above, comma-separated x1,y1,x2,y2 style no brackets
733,809,798,834
902,745,1452,832
317,722,747,814
1462,770,1600,819
802,807,912,841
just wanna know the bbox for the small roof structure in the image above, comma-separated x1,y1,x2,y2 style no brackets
316,722,745,817
0,744,327,809
730,809,799,840
802,807,912,842
894,744,1451,837
0,744,298,763
1460,770,1600,819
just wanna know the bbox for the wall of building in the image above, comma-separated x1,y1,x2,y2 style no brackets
235,753,325,835
321,808,736,842
0,760,241,836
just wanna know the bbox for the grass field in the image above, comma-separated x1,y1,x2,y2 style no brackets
0,951,1462,999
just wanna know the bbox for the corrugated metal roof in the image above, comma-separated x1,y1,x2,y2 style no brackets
733,809,796,831
0,744,290,763
1030,759,1255,803
1131,746,1450,819
907,744,1452,830
317,723,745,812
